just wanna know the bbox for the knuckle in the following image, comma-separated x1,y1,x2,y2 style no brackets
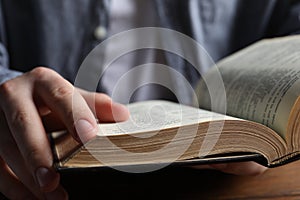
11,110,32,125
51,85,74,101
0,79,16,96
30,67,74,99
29,67,58,81
30,66,50,75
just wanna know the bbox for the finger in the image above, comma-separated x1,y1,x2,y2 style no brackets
209,161,267,176
0,109,47,198
0,157,38,200
0,78,60,193
42,90,130,132
78,89,130,122
34,69,98,143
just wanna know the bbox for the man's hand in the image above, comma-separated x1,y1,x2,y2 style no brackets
0,67,267,199
0,67,129,199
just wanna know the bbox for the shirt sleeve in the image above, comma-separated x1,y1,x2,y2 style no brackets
0,43,22,85
0,2,22,85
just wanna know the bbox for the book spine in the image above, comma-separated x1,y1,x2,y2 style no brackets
49,131,82,167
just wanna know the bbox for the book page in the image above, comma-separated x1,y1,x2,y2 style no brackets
97,100,237,136
197,36,300,138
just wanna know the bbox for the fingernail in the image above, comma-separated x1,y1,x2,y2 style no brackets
36,167,57,190
74,119,97,143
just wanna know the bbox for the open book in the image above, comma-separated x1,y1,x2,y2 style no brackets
51,35,300,170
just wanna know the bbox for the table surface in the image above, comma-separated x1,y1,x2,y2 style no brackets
1,160,300,199
58,160,300,200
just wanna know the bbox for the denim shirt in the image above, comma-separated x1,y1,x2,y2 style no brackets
0,0,299,102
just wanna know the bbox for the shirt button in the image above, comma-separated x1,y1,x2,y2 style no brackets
94,26,107,40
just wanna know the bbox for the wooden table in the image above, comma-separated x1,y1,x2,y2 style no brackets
1,160,299,199
59,160,300,199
